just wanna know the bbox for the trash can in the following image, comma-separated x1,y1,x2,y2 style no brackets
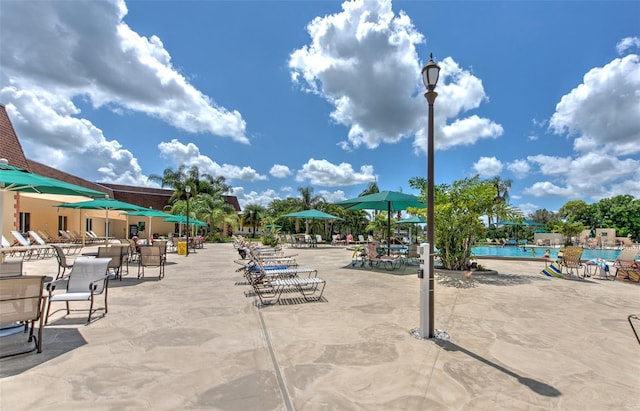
177,241,187,256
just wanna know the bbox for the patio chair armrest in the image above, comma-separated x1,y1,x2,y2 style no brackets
46,280,65,293
88,275,109,292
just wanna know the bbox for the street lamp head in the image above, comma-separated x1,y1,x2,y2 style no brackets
185,185,191,195
421,53,440,91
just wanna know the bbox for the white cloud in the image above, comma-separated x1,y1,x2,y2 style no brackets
473,157,503,177
524,152,640,201
231,187,282,209
616,36,640,54
517,202,540,217
527,155,573,176
295,158,376,186
438,115,503,149
2,88,151,186
0,0,248,143
270,164,292,178
522,46,640,204
317,189,347,203
158,139,267,182
507,159,531,179
290,0,503,153
549,54,640,156
523,181,573,198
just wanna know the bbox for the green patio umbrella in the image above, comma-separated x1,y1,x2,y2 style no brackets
55,197,146,240
163,214,207,226
1,159,105,241
281,209,342,220
281,209,343,234
163,214,207,240
124,209,174,241
397,215,425,243
335,191,425,253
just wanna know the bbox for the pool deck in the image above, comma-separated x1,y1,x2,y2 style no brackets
1,243,639,410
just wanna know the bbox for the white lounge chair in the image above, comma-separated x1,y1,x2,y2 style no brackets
10,231,51,259
29,230,81,255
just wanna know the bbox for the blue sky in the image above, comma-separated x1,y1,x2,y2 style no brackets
1,0,639,216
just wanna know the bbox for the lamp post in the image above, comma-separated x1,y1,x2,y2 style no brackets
185,185,191,257
421,53,440,339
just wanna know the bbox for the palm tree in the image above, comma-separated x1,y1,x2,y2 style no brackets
490,176,512,226
242,204,265,238
150,165,235,240
149,165,231,203
297,186,324,210
295,186,324,233
359,181,379,197
192,193,238,239
149,165,193,204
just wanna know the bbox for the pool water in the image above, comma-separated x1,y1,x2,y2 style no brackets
471,246,622,261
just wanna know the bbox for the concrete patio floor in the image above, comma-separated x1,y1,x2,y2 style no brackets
1,243,639,410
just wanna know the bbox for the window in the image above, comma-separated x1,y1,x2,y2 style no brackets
85,218,93,232
58,215,68,232
19,212,30,233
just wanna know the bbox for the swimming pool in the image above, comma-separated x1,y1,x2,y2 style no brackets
471,246,622,261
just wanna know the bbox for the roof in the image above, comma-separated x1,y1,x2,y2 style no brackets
0,105,29,170
28,160,112,198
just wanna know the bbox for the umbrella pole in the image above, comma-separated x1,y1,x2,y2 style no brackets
0,191,5,255
387,203,391,255
105,209,110,245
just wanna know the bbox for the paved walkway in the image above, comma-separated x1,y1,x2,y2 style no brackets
1,243,639,410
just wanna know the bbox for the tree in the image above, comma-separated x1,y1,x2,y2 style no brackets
410,175,516,270
297,186,324,210
551,220,585,246
364,212,396,242
149,165,235,240
242,204,265,238
558,200,594,226
192,193,238,240
149,164,231,202
527,209,559,226
359,181,379,197
488,176,512,227
592,195,640,239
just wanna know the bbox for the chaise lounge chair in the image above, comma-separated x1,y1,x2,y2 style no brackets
364,243,402,271
10,231,51,259
245,250,325,305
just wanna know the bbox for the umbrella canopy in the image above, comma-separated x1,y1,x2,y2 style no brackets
397,215,426,243
124,209,174,241
281,209,343,220
55,197,146,239
334,191,425,212
499,219,544,227
163,214,207,226
397,216,425,224
335,191,425,252
1,159,105,240
281,209,343,234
